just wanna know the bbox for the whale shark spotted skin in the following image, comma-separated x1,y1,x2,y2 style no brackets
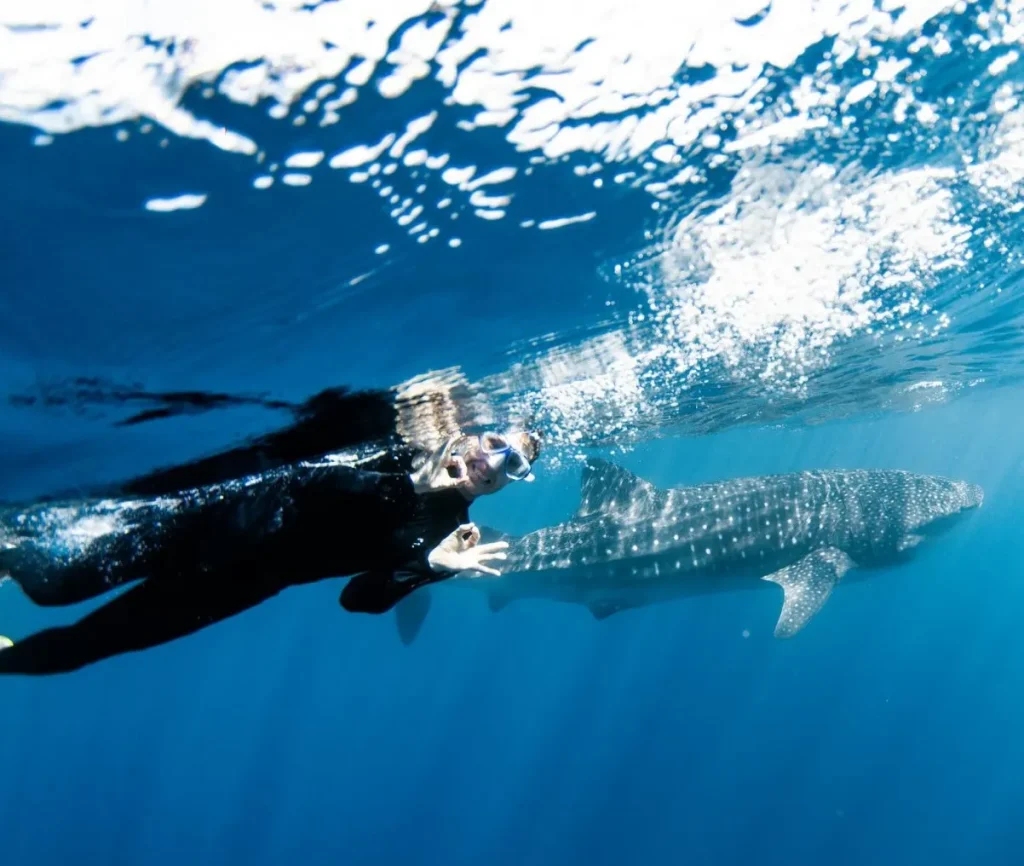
393,459,983,644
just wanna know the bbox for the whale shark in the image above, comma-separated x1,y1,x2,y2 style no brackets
392,459,983,644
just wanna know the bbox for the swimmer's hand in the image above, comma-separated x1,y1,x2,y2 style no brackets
410,436,469,494
427,523,508,577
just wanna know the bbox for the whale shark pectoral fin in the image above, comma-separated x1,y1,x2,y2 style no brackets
762,548,855,639
587,598,633,620
487,593,514,613
394,587,433,646
897,534,924,552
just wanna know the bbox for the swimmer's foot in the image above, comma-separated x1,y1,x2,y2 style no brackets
0,636,12,651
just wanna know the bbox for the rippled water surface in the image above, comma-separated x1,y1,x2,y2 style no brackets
3,0,1023,461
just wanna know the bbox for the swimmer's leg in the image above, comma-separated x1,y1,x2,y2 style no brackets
0,571,285,675
0,514,153,606
0,547,141,607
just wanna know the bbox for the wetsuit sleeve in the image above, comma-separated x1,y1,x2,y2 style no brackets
301,463,406,500
331,524,440,614
338,571,436,614
384,486,472,579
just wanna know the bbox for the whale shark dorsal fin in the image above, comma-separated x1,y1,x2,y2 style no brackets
394,588,433,646
762,548,855,639
576,459,658,518
476,525,514,549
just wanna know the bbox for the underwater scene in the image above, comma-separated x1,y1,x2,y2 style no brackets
2,1,1024,864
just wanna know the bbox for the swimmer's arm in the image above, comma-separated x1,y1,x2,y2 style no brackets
338,529,509,615
299,463,416,504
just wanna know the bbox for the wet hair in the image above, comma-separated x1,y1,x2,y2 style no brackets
521,431,542,464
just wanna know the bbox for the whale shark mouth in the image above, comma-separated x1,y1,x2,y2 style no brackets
953,481,985,509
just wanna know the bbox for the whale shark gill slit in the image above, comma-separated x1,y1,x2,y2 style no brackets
762,548,855,639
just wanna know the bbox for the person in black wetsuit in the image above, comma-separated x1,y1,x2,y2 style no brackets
0,429,541,675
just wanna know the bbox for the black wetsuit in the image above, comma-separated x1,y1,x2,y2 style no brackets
0,462,468,675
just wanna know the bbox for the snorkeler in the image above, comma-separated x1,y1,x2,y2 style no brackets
0,430,540,675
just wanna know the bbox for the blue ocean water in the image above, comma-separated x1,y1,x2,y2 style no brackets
2,1,1024,864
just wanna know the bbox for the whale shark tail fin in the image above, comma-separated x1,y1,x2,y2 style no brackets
576,458,658,518
394,588,433,646
762,548,855,638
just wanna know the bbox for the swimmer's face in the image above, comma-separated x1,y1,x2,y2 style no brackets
454,431,538,498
